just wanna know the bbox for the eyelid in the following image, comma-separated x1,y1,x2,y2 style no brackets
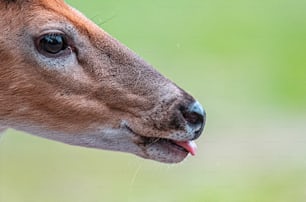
38,29,65,36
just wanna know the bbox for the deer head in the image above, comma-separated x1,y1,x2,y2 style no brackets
0,0,205,163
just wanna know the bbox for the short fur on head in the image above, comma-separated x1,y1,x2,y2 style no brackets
0,0,205,163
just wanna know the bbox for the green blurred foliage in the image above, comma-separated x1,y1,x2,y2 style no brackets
68,0,306,112
1,0,306,202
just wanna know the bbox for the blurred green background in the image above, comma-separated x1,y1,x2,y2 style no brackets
1,0,306,201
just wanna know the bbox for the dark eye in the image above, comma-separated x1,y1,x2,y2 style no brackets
36,33,70,57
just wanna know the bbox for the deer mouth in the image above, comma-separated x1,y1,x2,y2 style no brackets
140,137,197,156
124,124,197,163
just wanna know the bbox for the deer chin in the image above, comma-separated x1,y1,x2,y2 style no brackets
124,124,197,163
135,137,192,163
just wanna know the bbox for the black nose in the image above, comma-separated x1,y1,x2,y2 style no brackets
182,101,206,140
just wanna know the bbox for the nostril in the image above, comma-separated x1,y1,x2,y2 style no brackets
184,111,203,125
182,101,206,139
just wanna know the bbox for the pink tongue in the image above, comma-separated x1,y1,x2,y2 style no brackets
174,141,197,156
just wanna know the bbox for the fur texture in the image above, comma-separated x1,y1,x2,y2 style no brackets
0,0,204,163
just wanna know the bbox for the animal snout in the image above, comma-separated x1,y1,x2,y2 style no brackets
181,101,206,140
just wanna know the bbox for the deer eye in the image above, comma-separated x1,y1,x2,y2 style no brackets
36,33,70,57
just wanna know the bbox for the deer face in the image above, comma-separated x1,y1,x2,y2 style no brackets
0,0,205,163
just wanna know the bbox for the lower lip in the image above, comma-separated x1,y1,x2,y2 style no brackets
172,140,197,156
163,140,189,154
124,124,190,158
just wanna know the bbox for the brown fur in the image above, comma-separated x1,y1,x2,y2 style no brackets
0,0,204,163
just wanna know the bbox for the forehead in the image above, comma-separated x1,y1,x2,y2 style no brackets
1,0,96,37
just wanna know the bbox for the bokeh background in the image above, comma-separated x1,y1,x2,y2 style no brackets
1,0,306,201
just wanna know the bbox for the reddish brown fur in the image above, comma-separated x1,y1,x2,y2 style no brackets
0,0,204,163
